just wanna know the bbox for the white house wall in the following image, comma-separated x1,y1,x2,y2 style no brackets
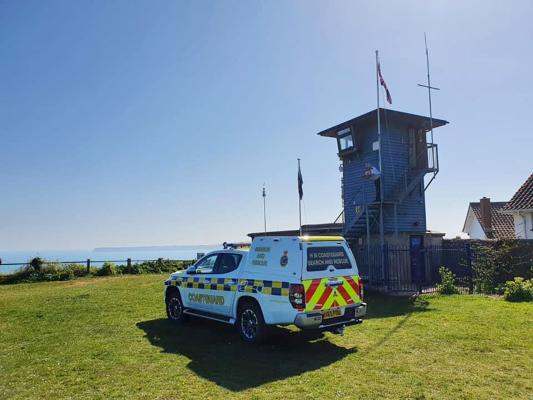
467,216,487,239
513,212,533,239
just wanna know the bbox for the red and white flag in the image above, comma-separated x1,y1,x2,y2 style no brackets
377,63,392,104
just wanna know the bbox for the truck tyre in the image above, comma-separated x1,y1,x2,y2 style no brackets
237,301,268,343
166,290,187,323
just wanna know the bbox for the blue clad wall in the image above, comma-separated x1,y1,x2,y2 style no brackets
342,117,427,235
341,123,378,225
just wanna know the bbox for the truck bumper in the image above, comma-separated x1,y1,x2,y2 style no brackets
294,303,367,330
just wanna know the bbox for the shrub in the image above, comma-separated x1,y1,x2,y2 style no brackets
471,245,498,294
29,257,44,272
97,262,118,276
494,283,506,296
1,257,193,285
437,267,459,295
503,277,533,302
63,263,90,277
471,241,533,294
117,259,191,275
0,266,34,284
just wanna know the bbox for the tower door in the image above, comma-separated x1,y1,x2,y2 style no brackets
410,235,426,285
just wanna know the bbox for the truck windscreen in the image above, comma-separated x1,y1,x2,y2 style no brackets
306,246,352,271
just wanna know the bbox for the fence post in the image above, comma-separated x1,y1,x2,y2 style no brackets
465,242,473,294
86,259,91,274
383,243,389,292
417,251,423,295
127,258,132,271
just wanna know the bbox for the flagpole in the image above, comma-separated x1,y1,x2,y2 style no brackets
262,184,267,236
375,50,385,282
298,158,302,236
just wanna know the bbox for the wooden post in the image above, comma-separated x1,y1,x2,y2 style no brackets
86,259,91,274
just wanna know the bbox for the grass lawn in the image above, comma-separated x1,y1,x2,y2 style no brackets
0,275,532,400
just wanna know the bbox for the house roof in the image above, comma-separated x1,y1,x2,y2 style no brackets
317,108,449,138
468,202,515,239
503,173,533,211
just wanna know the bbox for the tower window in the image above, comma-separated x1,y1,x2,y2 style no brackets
337,127,355,153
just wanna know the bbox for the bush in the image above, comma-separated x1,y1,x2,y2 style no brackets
63,263,91,277
1,258,193,285
503,277,533,302
0,266,34,284
471,241,533,294
437,267,459,295
97,262,118,276
117,259,191,275
29,257,44,272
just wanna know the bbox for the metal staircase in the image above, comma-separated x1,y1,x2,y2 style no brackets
335,142,439,239
342,203,380,239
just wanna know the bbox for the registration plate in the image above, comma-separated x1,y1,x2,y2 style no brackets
322,308,342,319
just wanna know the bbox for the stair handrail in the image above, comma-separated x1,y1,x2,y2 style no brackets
333,184,368,224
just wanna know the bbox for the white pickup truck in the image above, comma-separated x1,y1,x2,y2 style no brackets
164,236,367,343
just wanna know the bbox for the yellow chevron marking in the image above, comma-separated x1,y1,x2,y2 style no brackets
341,276,358,300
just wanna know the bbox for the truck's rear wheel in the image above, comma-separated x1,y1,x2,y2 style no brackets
237,301,267,343
166,290,186,323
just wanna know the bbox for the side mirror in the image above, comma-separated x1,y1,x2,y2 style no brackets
186,265,196,275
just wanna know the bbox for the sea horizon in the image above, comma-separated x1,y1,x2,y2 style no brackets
0,245,222,273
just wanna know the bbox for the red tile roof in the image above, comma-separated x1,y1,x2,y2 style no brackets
504,173,533,211
470,202,515,239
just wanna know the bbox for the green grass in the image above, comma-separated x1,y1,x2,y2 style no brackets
0,275,531,400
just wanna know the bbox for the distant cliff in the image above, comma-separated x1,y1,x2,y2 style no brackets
94,244,217,252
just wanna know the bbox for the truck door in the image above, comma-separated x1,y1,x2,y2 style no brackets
301,241,363,314
209,252,241,317
181,252,242,317
180,253,219,310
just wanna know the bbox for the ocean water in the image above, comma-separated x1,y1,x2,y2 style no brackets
0,246,221,274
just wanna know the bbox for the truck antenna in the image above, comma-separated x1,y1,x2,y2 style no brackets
262,183,267,236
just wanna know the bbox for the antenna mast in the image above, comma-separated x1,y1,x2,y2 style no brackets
418,33,440,189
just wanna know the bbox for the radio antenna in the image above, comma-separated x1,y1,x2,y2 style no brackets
418,33,441,189
262,183,267,235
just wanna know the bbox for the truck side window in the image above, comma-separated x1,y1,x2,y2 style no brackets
216,253,242,274
195,254,218,274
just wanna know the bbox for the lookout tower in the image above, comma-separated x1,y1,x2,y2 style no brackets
318,108,448,247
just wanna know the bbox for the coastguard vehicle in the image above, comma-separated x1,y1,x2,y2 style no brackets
164,236,367,343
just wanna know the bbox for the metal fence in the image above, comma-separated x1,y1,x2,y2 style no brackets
353,243,474,294
0,258,195,275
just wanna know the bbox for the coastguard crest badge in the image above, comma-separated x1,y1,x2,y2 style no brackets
280,251,289,267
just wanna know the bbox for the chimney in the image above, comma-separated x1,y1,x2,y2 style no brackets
479,197,492,232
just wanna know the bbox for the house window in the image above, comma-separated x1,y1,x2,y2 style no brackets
337,127,355,153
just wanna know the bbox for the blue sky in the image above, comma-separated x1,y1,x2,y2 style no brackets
0,0,532,250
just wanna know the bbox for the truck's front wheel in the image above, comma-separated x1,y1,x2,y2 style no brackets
166,290,186,323
237,301,267,343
